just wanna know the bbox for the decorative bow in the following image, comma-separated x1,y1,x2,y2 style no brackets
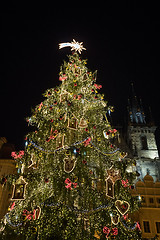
23,207,41,221
121,179,130,188
94,83,102,89
83,137,91,147
46,129,58,142
103,226,118,238
59,75,67,81
11,151,24,159
65,178,77,190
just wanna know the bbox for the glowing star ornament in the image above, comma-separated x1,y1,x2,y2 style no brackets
59,39,86,54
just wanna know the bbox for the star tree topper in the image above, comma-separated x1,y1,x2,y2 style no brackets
59,39,86,54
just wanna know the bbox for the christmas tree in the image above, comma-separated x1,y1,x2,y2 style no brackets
1,40,142,239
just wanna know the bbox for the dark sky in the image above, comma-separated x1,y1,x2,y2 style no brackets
1,5,160,149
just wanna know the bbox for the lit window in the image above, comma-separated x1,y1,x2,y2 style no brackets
143,221,150,233
156,222,160,233
149,198,154,203
157,198,160,204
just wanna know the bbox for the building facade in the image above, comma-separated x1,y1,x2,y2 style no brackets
127,84,160,181
132,174,160,239
0,137,16,219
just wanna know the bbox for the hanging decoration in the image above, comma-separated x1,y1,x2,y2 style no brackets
78,118,88,128
106,166,121,183
121,179,130,188
46,129,58,142
103,226,118,238
105,177,114,198
83,137,91,147
11,176,28,200
11,150,24,159
73,65,82,75
110,211,120,225
56,134,65,149
94,230,101,239
63,156,77,173
60,91,68,103
67,117,78,130
105,167,121,198
59,75,67,81
65,178,78,190
22,206,41,221
115,200,130,215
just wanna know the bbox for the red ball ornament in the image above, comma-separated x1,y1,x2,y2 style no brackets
44,178,49,183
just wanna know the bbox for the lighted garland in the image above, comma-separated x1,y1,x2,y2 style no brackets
41,202,112,214
5,203,140,231
27,138,120,156
120,217,141,231
5,214,22,228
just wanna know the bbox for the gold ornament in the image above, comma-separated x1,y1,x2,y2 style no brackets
67,117,78,130
56,134,65,149
78,118,88,128
94,230,101,239
11,176,28,200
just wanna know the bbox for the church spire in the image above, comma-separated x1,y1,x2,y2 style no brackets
128,83,146,125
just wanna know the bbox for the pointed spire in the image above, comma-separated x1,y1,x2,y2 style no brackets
148,106,155,125
128,83,146,125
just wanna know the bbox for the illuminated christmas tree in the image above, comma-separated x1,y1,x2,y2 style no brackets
1,40,142,239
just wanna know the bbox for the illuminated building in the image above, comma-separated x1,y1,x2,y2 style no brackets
0,137,16,219
132,174,160,239
127,83,160,181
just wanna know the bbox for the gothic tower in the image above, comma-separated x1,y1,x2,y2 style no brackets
127,83,160,181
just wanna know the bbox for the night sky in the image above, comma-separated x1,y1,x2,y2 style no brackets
1,5,160,149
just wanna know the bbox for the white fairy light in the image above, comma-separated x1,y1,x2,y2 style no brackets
59,39,86,54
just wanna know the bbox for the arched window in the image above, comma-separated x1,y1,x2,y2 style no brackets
141,136,148,150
